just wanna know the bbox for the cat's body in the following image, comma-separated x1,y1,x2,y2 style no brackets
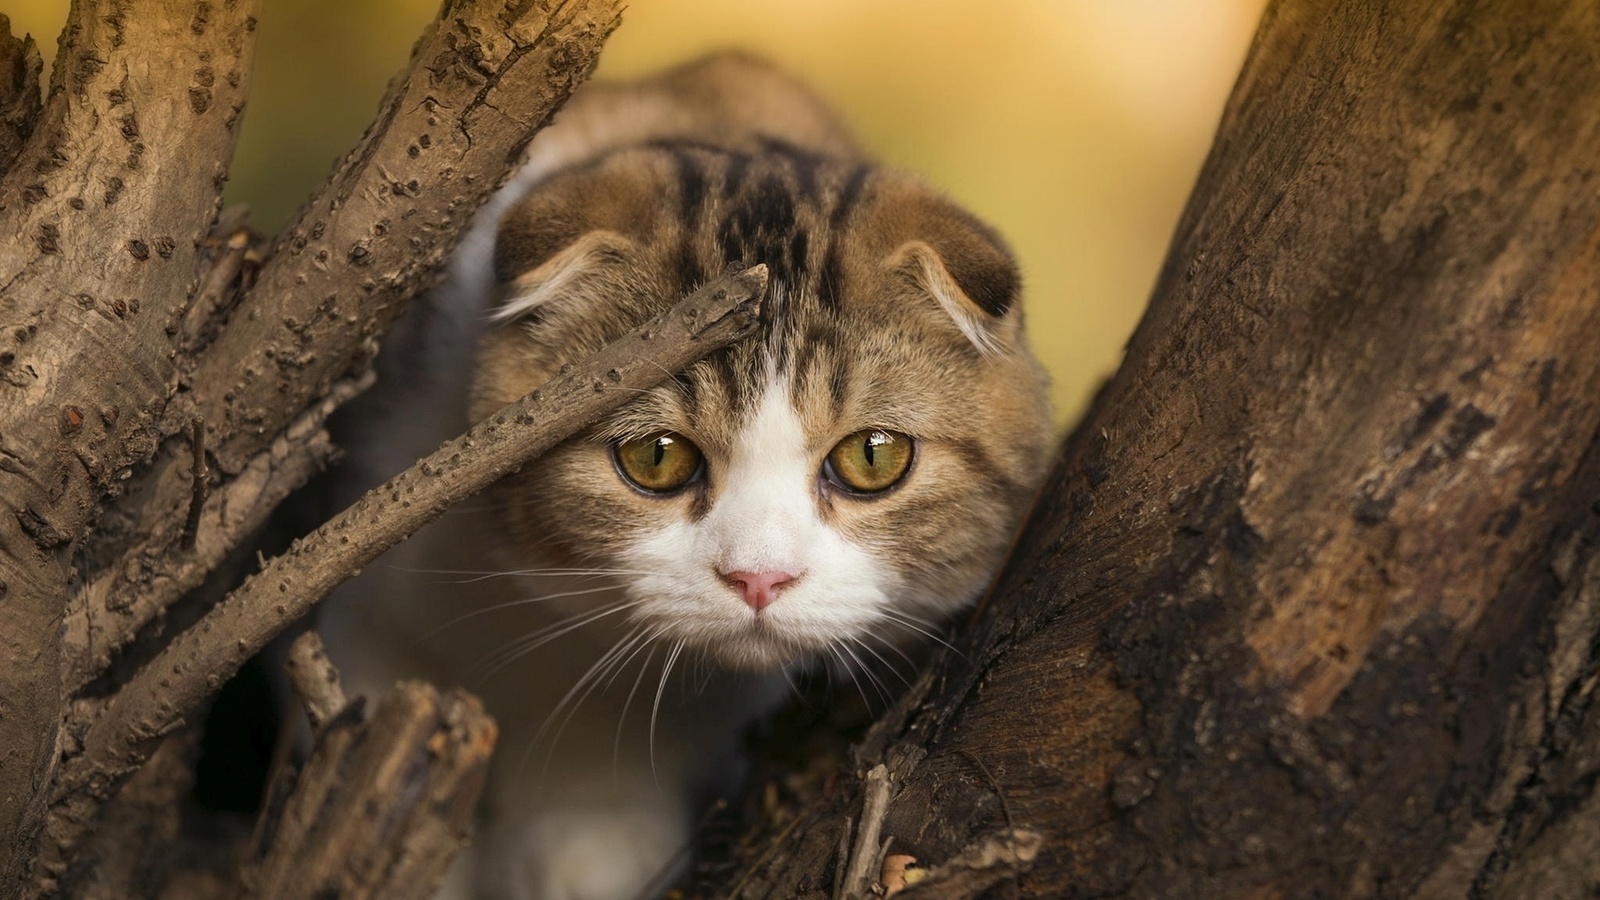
322,55,1051,900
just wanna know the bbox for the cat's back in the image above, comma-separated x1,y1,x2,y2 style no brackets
523,53,861,178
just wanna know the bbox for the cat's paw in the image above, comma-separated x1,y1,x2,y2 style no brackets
482,804,686,900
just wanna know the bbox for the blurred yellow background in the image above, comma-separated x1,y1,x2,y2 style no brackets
7,0,1263,425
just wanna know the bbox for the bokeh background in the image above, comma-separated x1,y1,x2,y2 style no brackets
7,0,1264,425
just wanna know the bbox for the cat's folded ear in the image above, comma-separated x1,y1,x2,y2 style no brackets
866,175,1024,356
489,229,637,323
489,157,660,323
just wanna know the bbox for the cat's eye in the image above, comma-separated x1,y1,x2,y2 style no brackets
613,433,704,494
824,429,914,494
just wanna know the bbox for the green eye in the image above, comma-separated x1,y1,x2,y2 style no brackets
824,429,914,494
613,433,704,494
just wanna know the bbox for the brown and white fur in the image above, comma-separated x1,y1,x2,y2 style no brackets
321,54,1052,900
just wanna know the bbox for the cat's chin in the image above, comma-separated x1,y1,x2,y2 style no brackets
665,619,821,673
700,633,807,673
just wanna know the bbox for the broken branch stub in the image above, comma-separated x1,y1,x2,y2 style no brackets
237,682,494,900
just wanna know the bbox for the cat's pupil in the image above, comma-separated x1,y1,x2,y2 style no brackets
864,430,892,468
653,439,667,467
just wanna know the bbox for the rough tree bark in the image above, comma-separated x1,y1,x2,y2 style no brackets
696,1,1600,897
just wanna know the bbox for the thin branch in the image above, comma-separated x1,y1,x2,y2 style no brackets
837,764,894,900
179,222,258,354
38,265,768,895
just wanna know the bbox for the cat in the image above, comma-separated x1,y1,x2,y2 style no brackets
320,53,1052,900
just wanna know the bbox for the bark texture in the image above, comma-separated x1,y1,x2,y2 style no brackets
699,1,1600,897
238,681,496,900
0,3,259,891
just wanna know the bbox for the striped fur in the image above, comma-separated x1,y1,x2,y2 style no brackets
477,59,1053,665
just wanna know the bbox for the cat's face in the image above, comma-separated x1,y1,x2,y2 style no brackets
473,144,1051,671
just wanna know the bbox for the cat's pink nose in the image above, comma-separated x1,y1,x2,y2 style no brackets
721,570,796,612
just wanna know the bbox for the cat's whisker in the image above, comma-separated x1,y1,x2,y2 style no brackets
605,625,665,693
836,640,893,707
525,625,654,786
650,638,687,786
862,628,922,678
690,646,717,696
610,629,667,776
466,598,648,684
384,564,660,582
825,643,874,712
876,608,967,659
422,584,624,641
777,660,804,703
846,634,914,691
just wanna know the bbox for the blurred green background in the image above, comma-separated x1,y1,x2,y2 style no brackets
7,0,1263,425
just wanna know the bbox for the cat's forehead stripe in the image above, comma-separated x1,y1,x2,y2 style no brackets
669,144,708,221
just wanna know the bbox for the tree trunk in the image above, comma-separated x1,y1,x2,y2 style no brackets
4,0,1599,897
696,1,1600,897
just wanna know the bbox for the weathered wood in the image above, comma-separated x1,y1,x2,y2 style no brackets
0,2,259,892
237,682,496,900
698,0,1600,896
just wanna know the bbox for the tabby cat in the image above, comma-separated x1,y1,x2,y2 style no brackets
322,53,1052,900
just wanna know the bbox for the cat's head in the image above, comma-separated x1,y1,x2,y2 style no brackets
472,141,1052,671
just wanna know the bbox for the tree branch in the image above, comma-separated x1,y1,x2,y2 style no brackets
197,0,625,476
286,632,348,732
63,0,624,709
37,264,768,897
